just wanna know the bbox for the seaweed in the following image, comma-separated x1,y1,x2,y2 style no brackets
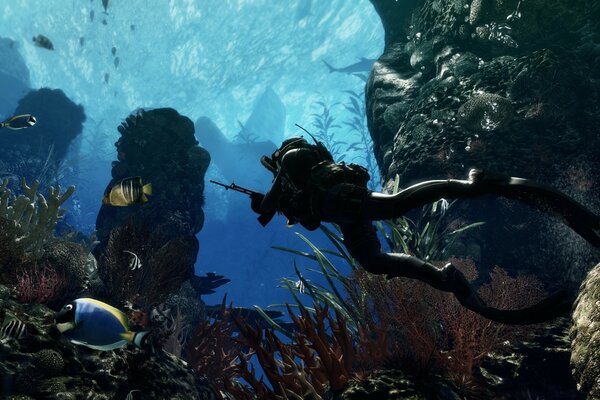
310,100,345,161
342,89,381,190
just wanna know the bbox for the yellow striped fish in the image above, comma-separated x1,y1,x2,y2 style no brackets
102,176,152,206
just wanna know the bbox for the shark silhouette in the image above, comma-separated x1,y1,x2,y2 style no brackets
322,57,376,75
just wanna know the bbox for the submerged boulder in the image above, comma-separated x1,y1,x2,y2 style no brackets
366,0,600,285
571,262,600,400
95,108,210,306
96,108,209,242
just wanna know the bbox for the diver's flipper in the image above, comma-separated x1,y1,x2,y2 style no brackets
446,262,572,325
469,290,573,325
471,171,600,247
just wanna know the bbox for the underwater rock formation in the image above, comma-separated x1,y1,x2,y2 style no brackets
0,88,86,189
95,108,210,306
0,37,30,118
366,0,600,283
96,108,210,242
0,287,219,399
571,262,600,400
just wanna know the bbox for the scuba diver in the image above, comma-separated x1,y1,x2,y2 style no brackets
246,135,600,325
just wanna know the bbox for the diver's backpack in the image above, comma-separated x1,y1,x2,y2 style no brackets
262,137,334,175
310,161,371,191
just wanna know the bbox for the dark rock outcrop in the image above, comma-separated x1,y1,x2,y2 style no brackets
571,262,600,400
366,0,600,284
0,287,218,399
95,108,210,305
96,108,210,245
0,88,86,189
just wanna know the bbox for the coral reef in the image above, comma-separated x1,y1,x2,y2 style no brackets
571,262,600,400
0,178,74,259
0,286,219,399
0,177,93,308
366,0,600,285
98,220,198,308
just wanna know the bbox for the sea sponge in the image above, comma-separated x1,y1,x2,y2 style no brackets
32,349,64,376
457,93,513,132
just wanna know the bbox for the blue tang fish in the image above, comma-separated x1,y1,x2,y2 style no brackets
55,298,149,351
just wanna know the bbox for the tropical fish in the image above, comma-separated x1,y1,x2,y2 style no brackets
123,250,142,270
111,46,117,56
102,176,152,206
104,73,110,84
0,318,28,341
90,10,95,22
32,34,54,50
79,36,85,47
322,57,376,75
0,114,37,130
294,279,305,294
54,298,149,351
102,0,109,14
126,390,141,400
114,57,120,68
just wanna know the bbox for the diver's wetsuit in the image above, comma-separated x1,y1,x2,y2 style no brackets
252,140,600,325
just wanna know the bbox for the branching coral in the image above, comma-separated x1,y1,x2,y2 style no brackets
185,298,246,391
226,302,391,399
98,220,196,308
0,177,74,259
355,258,546,382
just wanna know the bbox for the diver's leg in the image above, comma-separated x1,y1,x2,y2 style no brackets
339,221,486,305
339,220,571,324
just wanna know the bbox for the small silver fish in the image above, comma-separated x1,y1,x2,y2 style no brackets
123,250,142,270
294,280,305,294
126,389,140,400
1,319,28,341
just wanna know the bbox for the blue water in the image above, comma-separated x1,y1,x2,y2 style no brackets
0,0,383,308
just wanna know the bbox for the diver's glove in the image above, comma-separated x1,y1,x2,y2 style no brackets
250,192,265,214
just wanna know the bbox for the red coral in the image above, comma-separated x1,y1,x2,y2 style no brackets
355,258,546,382
185,297,246,392
16,265,67,306
224,302,392,399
